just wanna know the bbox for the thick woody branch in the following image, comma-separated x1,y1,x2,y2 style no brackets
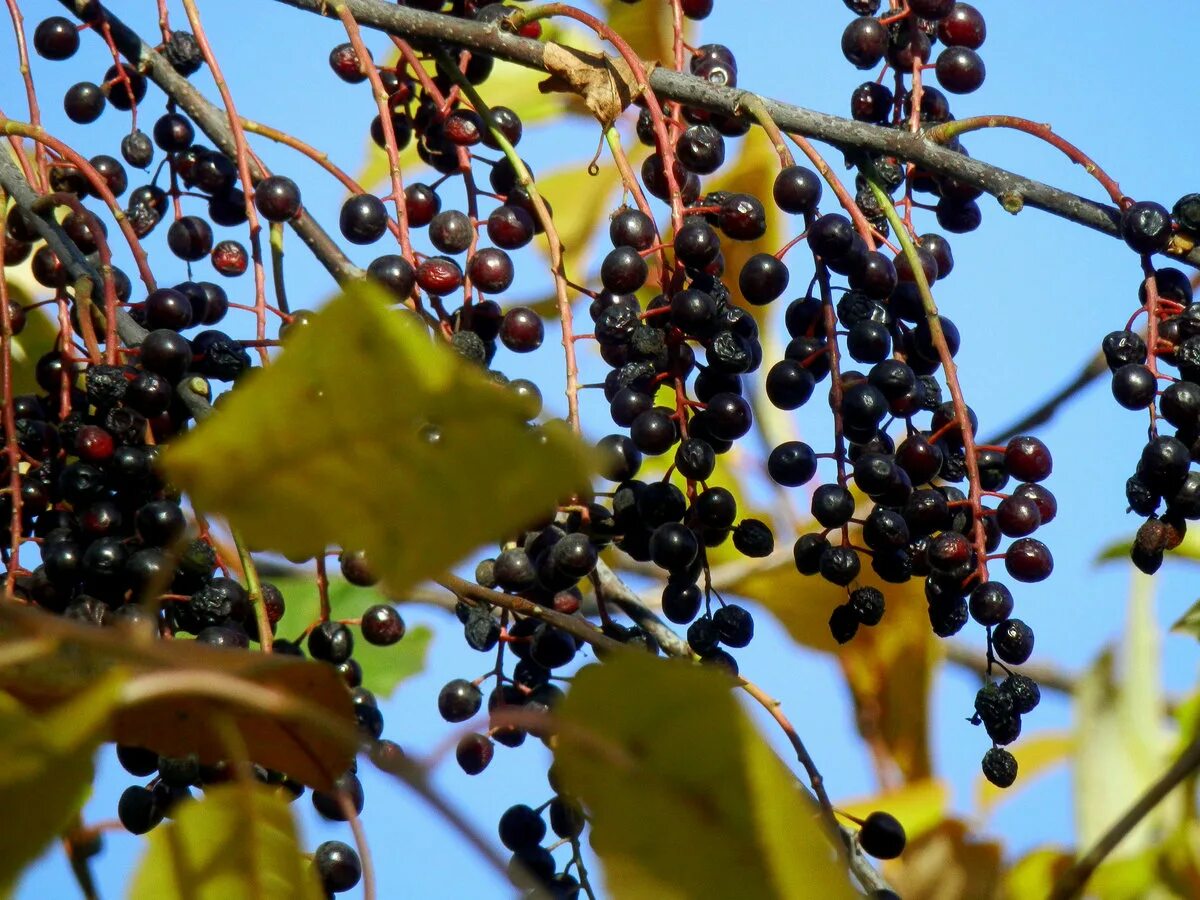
271,0,1200,268
53,0,362,285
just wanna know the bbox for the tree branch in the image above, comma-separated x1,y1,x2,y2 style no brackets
984,348,1109,445
269,0,1200,268
0,149,148,347
53,0,362,285
591,559,690,658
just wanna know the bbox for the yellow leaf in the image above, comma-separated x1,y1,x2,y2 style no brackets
355,133,424,197
1074,574,1178,858
1002,847,1072,900
1,241,63,396
840,778,949,846
534,159,624,281
0,674,122,894
7,306,59,397
128,782,323,900
165,283,593,598
602,0,685,65
975,731,1072,817
555,654,856,900
729,545,936,781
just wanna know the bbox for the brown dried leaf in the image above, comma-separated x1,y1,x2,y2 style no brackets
539,43,652,127
887,820,1003,900
0,603,357,790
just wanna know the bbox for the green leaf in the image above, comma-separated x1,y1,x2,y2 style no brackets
1098,519,1200,566
1095,536,1132,564
165,283,593,598
554,654,855,900
728,541,936,781
127,782,323,900
1171,598,1200,639
270,574,433,698
974,731,1072,816
0,674,122,894
1074,573,1178,860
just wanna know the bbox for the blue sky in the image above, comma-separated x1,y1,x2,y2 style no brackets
6,1,1200,896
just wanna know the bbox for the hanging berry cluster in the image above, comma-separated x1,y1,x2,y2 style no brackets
1108,197,1200,574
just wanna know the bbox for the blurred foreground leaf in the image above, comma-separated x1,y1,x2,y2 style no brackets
1073,573,1177,866
128,782,322,900
1003,847,1072,900
166,284,592,598
0,675,121,894
887,820,1002,900
555,654,855,899
0,604,356,790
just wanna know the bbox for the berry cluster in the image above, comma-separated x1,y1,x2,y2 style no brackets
3,0,1097,891
492,779,588,895
16,13,442,892
731,0,1046,787
1109,198,1200,574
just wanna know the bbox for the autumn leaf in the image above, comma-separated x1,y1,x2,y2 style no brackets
555,654,856,899
165,283,593,599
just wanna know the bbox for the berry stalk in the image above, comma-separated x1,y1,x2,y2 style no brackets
864,172,989,583
434,49,582,434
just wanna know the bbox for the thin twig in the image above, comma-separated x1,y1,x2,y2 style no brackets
439,573,626,654
1049,732,1200,899
983,348,1110,445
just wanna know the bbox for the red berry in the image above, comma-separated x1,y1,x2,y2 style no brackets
211,240,248,277
416,256,464,297
75,425,115,463
499,307,544,353
1004,436,1052,482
